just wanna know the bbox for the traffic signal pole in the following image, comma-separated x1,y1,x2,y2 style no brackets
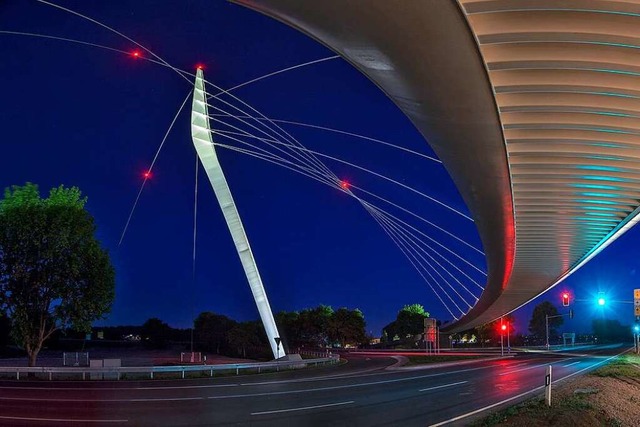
546,312,572,350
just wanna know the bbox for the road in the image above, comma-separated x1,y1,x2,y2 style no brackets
0,345,628,426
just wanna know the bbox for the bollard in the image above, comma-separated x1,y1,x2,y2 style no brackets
545,365,552,406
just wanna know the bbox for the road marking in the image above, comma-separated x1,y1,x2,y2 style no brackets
251,400,354,415
499,363,546,376
419,381,468,392
499,359,569,376
209,367,495,399
0,415,127,423
0,396,204,403
429,349,630,427
563,361,580,368
0,383,238,391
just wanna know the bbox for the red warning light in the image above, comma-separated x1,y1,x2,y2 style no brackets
143,171,152,179
501,323,507,331
131,50,141,58
340,180,350,190
195,63,205,70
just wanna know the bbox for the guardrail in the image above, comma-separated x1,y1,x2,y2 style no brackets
0,354,340,381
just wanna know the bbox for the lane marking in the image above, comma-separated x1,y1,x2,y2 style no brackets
0,383,238,391
0,396,204,403
429,348,631,427
251,400,354,415
563,361,580,368
499,364,546,376
0,359,525,403
0,363,513,403
0,415,127,423
499,359,569,376
419,381,468,392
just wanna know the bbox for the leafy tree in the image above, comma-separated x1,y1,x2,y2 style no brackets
0,314,11,348
529,301,563,342
227,321,264,358
383,304,430,342
141,318,172,349
275,310,301,352
474,314,516,346
592,319,630,343
327,307,366,347
193,312,236,354
298,304,334,347
0,183,115,366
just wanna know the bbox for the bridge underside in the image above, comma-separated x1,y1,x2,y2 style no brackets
235,0,640,332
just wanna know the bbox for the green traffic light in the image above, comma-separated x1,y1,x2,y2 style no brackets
597,297,606,306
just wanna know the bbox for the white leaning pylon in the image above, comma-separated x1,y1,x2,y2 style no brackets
191,68,282,359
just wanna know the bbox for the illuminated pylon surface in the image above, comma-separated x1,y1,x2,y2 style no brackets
191,69,281,359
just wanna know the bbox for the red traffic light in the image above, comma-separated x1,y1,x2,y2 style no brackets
562,292,570,306
501,324,507,331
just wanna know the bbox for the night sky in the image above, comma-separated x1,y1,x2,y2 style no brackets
1,0,639,338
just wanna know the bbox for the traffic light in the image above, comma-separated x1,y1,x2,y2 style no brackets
501,323,507,332
598,297,606,306
562,292,570,307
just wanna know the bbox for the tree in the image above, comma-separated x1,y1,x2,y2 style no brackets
141,318,172,349
0,183,115,366
274,310,301,352
193,312,236,354
529,301,563,342
0,314,11,348
227,321,264,358
383,304,430,343
298,304,334,347
327,307,366,348
592,319,630,343
475,314,516,347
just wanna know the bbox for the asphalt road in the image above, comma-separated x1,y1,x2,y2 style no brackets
0,345,628,426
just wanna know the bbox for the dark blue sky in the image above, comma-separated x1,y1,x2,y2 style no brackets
1,0,638,337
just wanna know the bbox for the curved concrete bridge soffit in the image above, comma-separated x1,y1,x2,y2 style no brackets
234,0,640,332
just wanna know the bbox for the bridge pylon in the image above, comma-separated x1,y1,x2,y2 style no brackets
190,69,282,359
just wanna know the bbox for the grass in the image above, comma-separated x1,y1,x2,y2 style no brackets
590,353,640,378
406,355,488,365
471,395,599,427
